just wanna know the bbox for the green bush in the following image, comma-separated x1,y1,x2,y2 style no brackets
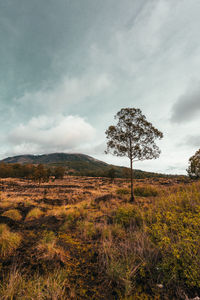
147,187,200,291
114,206,142,228
134,186,158,197
77,220,97,239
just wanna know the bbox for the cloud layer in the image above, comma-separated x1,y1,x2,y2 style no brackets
171,85,200,123
7,115,95,155
1,0,200,173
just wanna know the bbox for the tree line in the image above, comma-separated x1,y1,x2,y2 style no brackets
0,163,65,182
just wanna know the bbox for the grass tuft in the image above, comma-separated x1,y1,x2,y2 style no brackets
0,224,22,259
134,186,158,197
2,209,22,221
36,231,68,263
25,208,43,220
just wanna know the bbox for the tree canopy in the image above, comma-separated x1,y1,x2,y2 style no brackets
105,108,163,201
187,149,200,179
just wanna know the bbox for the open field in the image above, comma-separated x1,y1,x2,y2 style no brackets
0,176,199,299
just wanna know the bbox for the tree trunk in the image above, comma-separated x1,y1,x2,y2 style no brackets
130,158,135,202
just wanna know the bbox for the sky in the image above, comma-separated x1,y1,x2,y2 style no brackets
1,0,200,174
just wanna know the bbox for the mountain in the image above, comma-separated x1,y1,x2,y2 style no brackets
0,153,175,179
1,153,107,166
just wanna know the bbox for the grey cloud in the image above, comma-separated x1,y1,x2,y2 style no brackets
183,135,200,148
1,0,200,174
7,115,96,155
171,86,200,123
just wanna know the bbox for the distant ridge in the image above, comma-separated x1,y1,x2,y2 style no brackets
0,152,176,179
1,153,107,165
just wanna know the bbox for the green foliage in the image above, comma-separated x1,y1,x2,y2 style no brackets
100,230,157,297
105,108,163,160
134,186,158,197
77,220,97,239
187,149,200,179
148,189,200,288
106,167,116,181
53,166,65,179
114,206,143,228
105,108,163,201
0,162,51,182
33,164,50,183
101,183,200,298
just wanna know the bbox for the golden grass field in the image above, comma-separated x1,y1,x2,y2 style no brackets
0,175,199,299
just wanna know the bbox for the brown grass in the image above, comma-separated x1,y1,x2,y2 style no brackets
0,224,22,258
0,175,194,299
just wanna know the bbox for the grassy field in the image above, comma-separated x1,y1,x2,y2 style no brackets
0,175,199,299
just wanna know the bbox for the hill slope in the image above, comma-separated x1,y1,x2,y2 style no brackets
1,153,106,165
0,153,174,179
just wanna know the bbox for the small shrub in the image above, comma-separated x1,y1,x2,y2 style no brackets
61,211,81,230
2,209,22,221
116,188,130,196
134,186,158,197
36,231,67,263
114,206,143,228
25,208,43,220
95,194,113,203
101,223,125,240
0,224,22,258
77,220,97,239
100,230,158,297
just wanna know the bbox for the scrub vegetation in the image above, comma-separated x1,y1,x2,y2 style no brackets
0,175,199,299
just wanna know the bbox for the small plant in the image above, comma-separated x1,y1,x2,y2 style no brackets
134,186,158,197
25,208,43,220
116,188,130,196
2,209,22,221
36,231,67,263
77,220,97,239
114,206,143,228
0,224,22,259
101,223,125,240
0,267,68,299
100,230,158,297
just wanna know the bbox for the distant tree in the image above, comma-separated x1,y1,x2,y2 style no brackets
54,166,65,179
105,108,163,202
107,167,116,182
122,167,130,181
33,164,50,183
187,149,200,179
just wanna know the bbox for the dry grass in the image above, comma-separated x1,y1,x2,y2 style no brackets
2,209,22,221
0,267,69,300
0,175,196,299
0,224,22,258
36,231,68,264
25,208,44,220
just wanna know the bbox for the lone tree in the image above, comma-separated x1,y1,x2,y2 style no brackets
105,108,163,202
187,149,200,179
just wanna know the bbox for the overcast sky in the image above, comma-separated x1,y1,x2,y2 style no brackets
1,0,200,174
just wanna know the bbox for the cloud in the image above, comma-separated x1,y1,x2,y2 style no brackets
14,73,112,115
171,85,200,123
181,134,200,148
7,115,95,155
